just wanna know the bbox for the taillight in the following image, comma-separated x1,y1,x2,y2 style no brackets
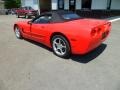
91,29,97,37
97,28,102,34
91,27,102,37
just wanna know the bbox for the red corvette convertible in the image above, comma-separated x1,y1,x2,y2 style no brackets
14,11,111,58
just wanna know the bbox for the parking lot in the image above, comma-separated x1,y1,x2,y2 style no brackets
0,15,120,90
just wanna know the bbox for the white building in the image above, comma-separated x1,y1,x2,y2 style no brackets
21,0,120,13
21,0,39,10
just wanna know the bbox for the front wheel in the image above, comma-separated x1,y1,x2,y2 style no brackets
14,26,22,39
25,14,30,19
52,35,71,58
17,14,20,18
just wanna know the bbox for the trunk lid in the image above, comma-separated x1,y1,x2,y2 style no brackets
69,18,108,29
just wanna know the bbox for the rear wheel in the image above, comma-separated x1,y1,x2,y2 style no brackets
14,26,22,39
52,35,71,58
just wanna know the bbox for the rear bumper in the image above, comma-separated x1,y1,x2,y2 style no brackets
71,36,108,55
71,23,111,55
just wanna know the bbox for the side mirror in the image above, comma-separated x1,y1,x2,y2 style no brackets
27,21,32,25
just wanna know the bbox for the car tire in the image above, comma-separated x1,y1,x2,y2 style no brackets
25,14,30,19
14,26,22,39
17,15,20,18
52,35,71,58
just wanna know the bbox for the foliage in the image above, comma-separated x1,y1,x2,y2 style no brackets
4,0,21,9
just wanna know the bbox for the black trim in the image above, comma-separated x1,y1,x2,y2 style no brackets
82,0,92,9
32,10,80,23
69,0,76,11
76,10,120,19
107,0,112,10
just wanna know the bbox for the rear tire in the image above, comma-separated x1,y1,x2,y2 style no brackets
52,35,71,58
14,26,22,39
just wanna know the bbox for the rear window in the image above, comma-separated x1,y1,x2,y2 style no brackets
62,13,80,20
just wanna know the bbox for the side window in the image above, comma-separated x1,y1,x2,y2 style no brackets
33,15,52,24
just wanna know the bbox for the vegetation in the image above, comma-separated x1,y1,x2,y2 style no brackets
4,0,21,9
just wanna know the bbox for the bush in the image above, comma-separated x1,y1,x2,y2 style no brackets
4,0,21,9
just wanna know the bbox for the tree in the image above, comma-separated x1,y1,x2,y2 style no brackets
4,0,21,9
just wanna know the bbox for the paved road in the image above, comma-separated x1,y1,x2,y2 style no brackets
0,15,120,90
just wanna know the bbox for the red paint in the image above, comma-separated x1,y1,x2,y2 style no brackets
14,19,111,54
16,7,38,17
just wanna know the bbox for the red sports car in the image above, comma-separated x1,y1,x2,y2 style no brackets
14,11,111,58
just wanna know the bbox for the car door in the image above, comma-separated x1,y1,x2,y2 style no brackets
21,22,31,39
30,14,52,43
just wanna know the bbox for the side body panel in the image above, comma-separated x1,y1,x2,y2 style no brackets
15,19,111,55
30,23,52,45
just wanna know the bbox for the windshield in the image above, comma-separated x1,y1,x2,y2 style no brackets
24,7,33,10
62,13,80,20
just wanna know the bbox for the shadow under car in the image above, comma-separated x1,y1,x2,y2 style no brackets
24,39,107,63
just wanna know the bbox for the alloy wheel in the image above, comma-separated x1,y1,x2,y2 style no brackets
53,37,67,56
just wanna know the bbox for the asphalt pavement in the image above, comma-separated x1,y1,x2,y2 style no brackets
0,15,120,90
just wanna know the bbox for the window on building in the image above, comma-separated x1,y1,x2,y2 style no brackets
33,0,38,5
40,0,51,12
69,0,76,11
82,0,92,9
58,0,64,10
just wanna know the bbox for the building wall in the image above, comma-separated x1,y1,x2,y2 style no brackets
51,0,70,10
21,0,39,10
111,0,120,9
21,0,120,11
52,0,58,10
91,0,108,9
0,3,4,9
0,1,4,9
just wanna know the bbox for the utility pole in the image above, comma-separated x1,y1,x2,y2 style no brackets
38,0,40,15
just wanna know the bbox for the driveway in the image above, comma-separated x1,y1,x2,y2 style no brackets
0,15,120,90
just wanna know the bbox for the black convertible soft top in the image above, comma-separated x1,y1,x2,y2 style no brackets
40,10,81,23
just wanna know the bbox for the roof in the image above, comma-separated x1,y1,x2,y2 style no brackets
41,10,77,23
